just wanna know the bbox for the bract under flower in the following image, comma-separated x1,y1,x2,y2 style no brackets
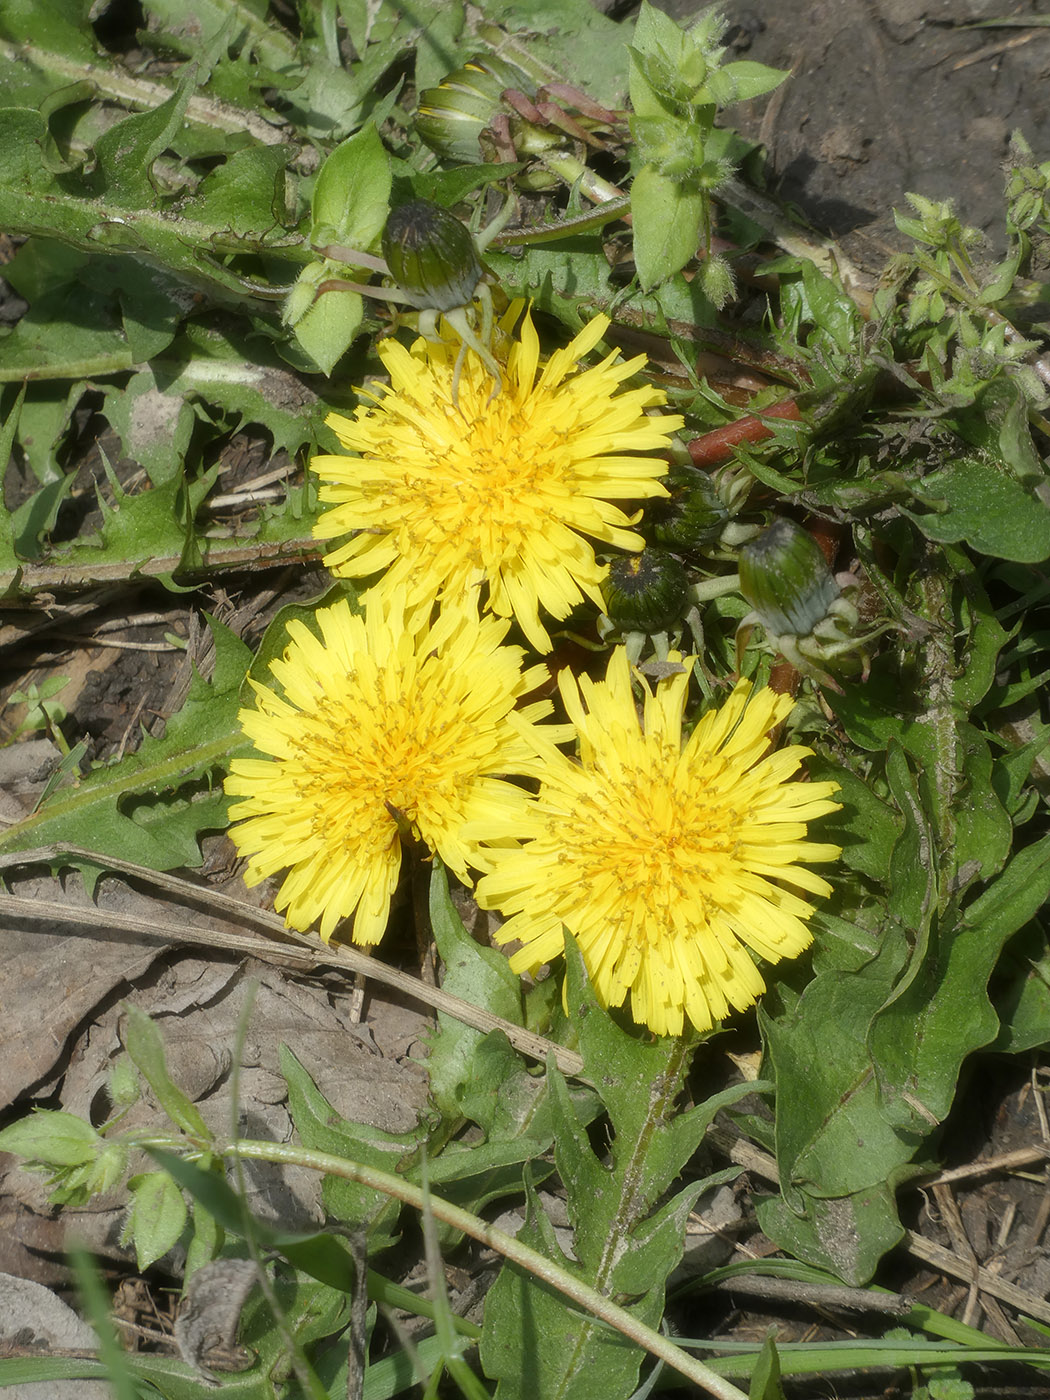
473,651,841,1036
310,310,682,653
225,591,562,945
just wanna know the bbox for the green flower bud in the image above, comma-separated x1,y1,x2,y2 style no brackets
738,519,839,638
381,200,482,313
417,60,508,164
604,549,689,633
649,471,729,552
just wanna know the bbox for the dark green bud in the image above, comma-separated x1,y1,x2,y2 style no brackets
381,200,482,313
738,519,839,637
649,471,729,552
603,550,690,633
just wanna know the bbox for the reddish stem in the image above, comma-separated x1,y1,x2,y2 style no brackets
687,398,801,468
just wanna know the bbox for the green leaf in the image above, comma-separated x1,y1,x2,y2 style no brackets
630,0,688,61
0,616,250,871
991,928,1050,1053
0,1110,100,1167
123,1004,211,1141
718,60,790,104
280,1044,419,1245
903,456,1050,562
748,1331,787,1400
91,72,196,208
806,757,901,882
476,0,630,107
289,264,365,375
631,163,704,291
180,143,292,236
99,368,196,487
311,122,391,252
480,939,746,1399
427,861,525,1114
126,1170,188,1270
161,321,329,458
0,281,132,382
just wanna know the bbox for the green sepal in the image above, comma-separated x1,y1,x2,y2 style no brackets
603,549,689,632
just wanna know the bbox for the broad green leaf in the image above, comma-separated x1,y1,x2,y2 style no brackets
0,1110,100,1167
0,0,98,65
991,928,1050,1053
427,861,525,1111
424,864,595,1209
904,456,1050,562
0,104,308,313
91,76,195,207
180,144,293,236
718,60,790,104
806,756,901,882
0,283,132,381
126,1170,188,1270
161,320,331,458
140,0,291,66
475,0,630,107
311,122,391,251
631,163,704,291
954,375,1049,488
756,1183,906,1289
630,0,687,61
99,369,196,487
289,264,365,375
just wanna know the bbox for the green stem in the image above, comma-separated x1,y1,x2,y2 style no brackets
691,572,741,603
538,151,626,206
222,1139,750,1400
490,195,632,249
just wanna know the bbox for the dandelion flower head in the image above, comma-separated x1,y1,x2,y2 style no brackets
474,650,841,1036
225,591,561,945
310,310,683,653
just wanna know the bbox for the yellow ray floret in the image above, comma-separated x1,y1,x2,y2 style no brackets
310,310,683,654
225,590,563,945
473,650,842,1036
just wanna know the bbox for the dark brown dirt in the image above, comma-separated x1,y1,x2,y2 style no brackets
659,0,1050,269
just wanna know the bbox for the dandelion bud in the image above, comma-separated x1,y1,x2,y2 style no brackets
604,549,689,632
738,519,839,638
649,470,729,552
381,200,482,313
416,61,506,164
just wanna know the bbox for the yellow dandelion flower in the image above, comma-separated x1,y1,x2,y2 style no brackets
225,591,562,945
310,310,683,654
473,650,842,1037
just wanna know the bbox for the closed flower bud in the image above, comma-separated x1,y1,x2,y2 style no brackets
416,60,508,164
604,549,689,632
381,200,482,313
649,470,729,552
738,519,839,638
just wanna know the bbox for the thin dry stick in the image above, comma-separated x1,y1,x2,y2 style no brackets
921,1147,1050,1187
905,1233,1050,1329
